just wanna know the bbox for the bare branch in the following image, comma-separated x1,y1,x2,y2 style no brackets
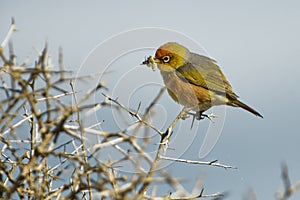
277,162,300,200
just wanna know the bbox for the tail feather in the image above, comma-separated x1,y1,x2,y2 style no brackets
230,99,263,118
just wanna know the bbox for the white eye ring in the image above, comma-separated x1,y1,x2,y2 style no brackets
162,55,170,63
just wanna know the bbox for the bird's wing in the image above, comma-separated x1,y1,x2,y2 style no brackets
175,53,238,99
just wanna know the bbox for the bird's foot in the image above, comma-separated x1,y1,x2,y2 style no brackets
180,112,190,120
200,113,218,121
189,112,218,129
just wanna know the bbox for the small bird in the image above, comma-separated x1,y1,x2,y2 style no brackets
145,42,263,119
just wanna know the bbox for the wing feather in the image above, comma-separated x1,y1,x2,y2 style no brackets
175,53,238,99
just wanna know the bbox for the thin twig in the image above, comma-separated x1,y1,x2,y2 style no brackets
159,156,237,169
0,18,16,48
70,79,92,200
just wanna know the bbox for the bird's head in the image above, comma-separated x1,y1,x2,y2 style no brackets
154,42,190,72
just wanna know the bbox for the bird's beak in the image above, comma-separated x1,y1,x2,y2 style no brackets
153,57,160,64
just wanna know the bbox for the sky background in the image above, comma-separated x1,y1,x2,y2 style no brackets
1,1,300,199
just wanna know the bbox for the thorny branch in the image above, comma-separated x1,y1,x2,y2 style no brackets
104,90,233,199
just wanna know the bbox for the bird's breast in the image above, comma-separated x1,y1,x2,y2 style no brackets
160,71,221,111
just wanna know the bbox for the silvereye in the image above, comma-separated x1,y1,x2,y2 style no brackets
150,42,263,119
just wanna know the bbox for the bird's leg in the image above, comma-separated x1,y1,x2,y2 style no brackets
196,111,204,120
186,111,204,120
188,111,202,129
189,111,214,128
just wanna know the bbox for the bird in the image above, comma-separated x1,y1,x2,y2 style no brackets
146,42,263,119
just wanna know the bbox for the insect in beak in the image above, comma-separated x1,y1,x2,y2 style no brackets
141,56,159,71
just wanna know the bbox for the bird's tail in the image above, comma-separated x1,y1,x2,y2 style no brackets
230,99,263,118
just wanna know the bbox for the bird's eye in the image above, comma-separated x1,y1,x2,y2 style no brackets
162,55,170,63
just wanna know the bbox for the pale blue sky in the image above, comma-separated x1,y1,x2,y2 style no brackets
1,1,300,199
